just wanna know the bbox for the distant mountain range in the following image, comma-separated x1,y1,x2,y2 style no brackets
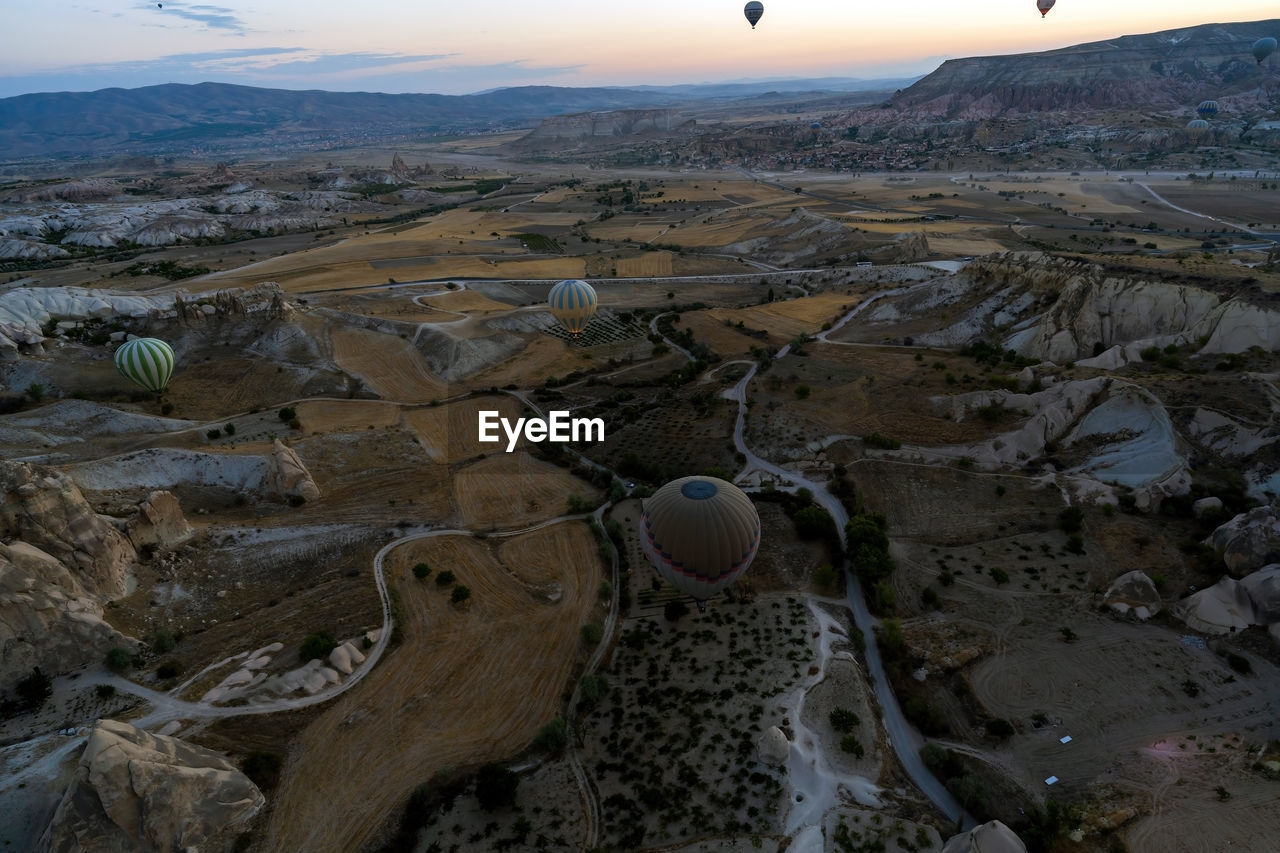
0,78,909,160
892,19,1280,117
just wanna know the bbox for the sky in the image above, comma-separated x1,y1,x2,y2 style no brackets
2,1,1277,98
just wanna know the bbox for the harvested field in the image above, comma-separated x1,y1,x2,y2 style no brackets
260,522,603,853
400,394,522,463
615,250,674,277
452,451,601,528
418,289,514,314
329,325,446,402
292,399,401,436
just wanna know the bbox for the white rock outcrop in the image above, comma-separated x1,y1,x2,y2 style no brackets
1104,570,1162,619
1173,566,1280,639
38,719,263,853
941,820,1028,853
125,490,193,551
1208,507,1280,578
267,439,321,503
756,726,790,765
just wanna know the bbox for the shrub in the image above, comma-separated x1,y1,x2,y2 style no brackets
839,735,865,757
412,562,431,580
921,586,940,608
794,384,811,399
105,647,132,672
580,673,608,704
26,382,44,402
475,763,519,811
206,428,222,439
664,599,689,622
435,570,456,587
580,622,603,645
988,566,1010,585
829,708,861,733
299,631,338,662
451,585,471,604
533,717,568,754
156,660,183,679
278,407,296,421
95,684,116,700
152,628,176,653
1224,652,1252,675
16,667,52,709
985,718,1015,739
1065,534,1085,555
813,563,838,592
224,423,236,436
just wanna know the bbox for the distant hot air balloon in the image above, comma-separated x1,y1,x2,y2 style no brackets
810,121,822,137
1186,119,1210,142
1195,100,1220,119
1253,37,1278,65
1036,0,1055,17
640,476,760,611
114,337,175,394
547,279,597,338
744,1,764,29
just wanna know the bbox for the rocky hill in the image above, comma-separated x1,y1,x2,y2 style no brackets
890,19,1280,119
511,109,696,152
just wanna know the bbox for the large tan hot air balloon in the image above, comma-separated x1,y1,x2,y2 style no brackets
640,476,761,611
547,279,597,338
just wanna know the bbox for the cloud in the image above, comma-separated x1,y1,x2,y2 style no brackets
144,1,246,34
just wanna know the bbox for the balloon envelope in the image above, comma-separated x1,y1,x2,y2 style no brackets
547,279,598,335
640,476,761,603
114,337,175,393
1195,100,1219,118
1253,37,1277,64
744,1,764,28
1036,0,1055,17
1186,119,1210,140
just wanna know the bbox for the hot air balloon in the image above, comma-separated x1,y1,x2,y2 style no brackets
1036,0,1055,17
640,476,761,611
1253,37,1278,65
1195,100,1219,119
744,1,764,29
1186,119,1210,141
547,279,597,338
810,121,822,138
114,337,175,393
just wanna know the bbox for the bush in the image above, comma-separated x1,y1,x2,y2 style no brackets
105,647,132,672
664,599,689,622
26,382,45,402
451,585,471,604
278,407,296,421
794,384,811,399
1224,652,1252,675
156,660,183,680
300,631,338,662
1065,534,1085,555
435,570,456,587
580,622,602,645
412,562,431,580
813,562,838,592
532,717,568,754
224,423,236,436
152,627,176,653
839,735,865,757
921,586,940,608
988,566,1010,585
829,707,861,733
985,718,1015,739
1057,506,1083,533
475,763,519,811
95,683,116,700
792,505,835,540
16,667,52,709
580,673,608,704
206,428,222,439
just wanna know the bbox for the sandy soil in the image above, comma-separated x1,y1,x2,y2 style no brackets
329,325,447,402
260,522,603,853
452,452,602,529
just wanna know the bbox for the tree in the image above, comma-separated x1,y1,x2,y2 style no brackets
451,585,471,604
475,763,519,811
813,563,838,592
105,647,132,672
435,570,456,587
16,667,52,709
412,562,431,580
1058,506,1083,533
829,707,860,733
300,631,338,662
152,627,176,653
794,384,811,400
580,673,608,705
985,718,1015,739
532,717,568,754
580,622,602,645
278,407,296,422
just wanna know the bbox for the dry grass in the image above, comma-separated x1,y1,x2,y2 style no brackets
615,251,674,277
261,522,603,853
419,289,514,314
452,452,602,529
292,399,401,436
401,395,524,464
329,326,446,402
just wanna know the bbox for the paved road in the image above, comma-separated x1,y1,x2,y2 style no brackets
728,284,975,828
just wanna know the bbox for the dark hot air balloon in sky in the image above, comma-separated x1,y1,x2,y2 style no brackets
1253,37,1277,65
1036,0,1055,17
744,2,764,29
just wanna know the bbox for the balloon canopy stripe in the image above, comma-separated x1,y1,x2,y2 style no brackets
548,279,598,335
114,338,175,393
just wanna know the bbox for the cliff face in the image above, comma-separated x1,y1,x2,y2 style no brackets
513,109,695,151
39,720,264,853
891,20,1280,118
0,541,129,685
0,461,135,598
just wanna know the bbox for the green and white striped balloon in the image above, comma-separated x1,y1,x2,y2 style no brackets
114,337,175,393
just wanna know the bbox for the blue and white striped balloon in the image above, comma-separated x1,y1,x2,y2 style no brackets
114,337,175,393
548,279,598,336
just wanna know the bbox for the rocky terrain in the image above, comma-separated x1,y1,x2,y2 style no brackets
39,719,263,853
511,108,696,153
